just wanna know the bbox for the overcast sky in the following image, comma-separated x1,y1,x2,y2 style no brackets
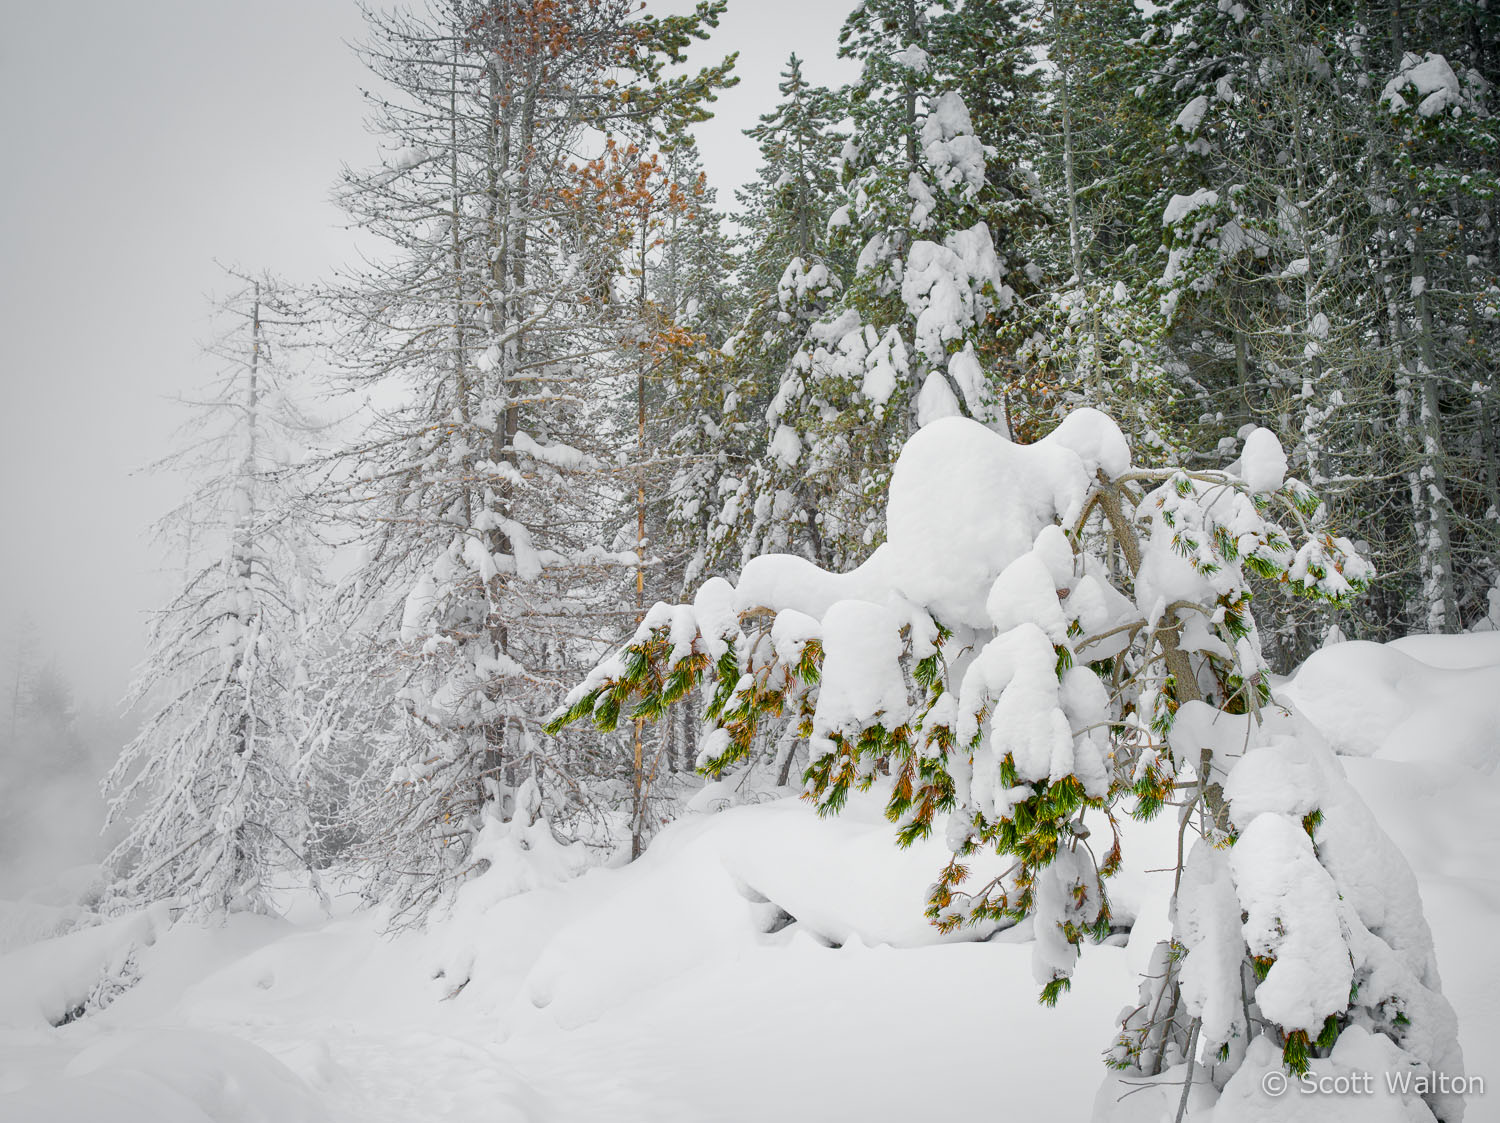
0,0,856,713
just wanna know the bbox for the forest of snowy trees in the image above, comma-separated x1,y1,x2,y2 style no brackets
49,1,1497,1119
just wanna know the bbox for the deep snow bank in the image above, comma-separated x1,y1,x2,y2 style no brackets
0,905,169,1029
4,632,1498,1122
1281,636,1500,771
1,1029,325,1123
0,765,1493,1122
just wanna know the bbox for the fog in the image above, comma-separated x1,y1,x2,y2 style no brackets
0,621,135,897
0,1,371,713
0,0,854,896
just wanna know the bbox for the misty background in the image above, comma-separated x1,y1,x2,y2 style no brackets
0,0,854,895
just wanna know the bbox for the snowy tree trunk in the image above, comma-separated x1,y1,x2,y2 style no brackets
1410,227,1461,632
681,694,697,776
1052,0,1099,399
634,324,648,859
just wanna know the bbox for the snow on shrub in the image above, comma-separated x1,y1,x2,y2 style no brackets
0,905,169,1028
547,409,1463,1120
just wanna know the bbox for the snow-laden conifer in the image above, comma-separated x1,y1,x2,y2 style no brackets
549,407,1462,1120
310,0,735,908
1135,0,1500,648
105,273,321,917
736,0,1044,571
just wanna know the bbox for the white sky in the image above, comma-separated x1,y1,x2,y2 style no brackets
0,0,856,711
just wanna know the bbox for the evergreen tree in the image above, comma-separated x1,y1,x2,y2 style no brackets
646,139,743,598
738,0,1046,571
313,0,734,907
1372,10,1500,633
597,136,735,854
1132,0,1500,651
105,273,320,917
1014,0,1176,456
699,57,849,574
736,55,849,298
549,408,1463,1121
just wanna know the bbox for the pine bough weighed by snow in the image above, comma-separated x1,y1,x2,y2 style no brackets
548,408,1464,1120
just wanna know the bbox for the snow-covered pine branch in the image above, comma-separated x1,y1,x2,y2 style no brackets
548,407,1462,1120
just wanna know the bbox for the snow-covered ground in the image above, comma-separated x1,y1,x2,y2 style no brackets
2,633,1497,1122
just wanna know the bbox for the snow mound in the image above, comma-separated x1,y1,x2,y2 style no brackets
731,412,1125,631
1173,93,1209,133
0,1029,323,1123
1387,630,1500,670
901,225,1008,361
1237,427,1287,493
0,899,84,955
1207,1029,1444,1121
920,91,986,199
1163,187,1218,227
1282,637,1500,771
439,791,1027,1029
0,906,169,1028
887,412,1121,623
